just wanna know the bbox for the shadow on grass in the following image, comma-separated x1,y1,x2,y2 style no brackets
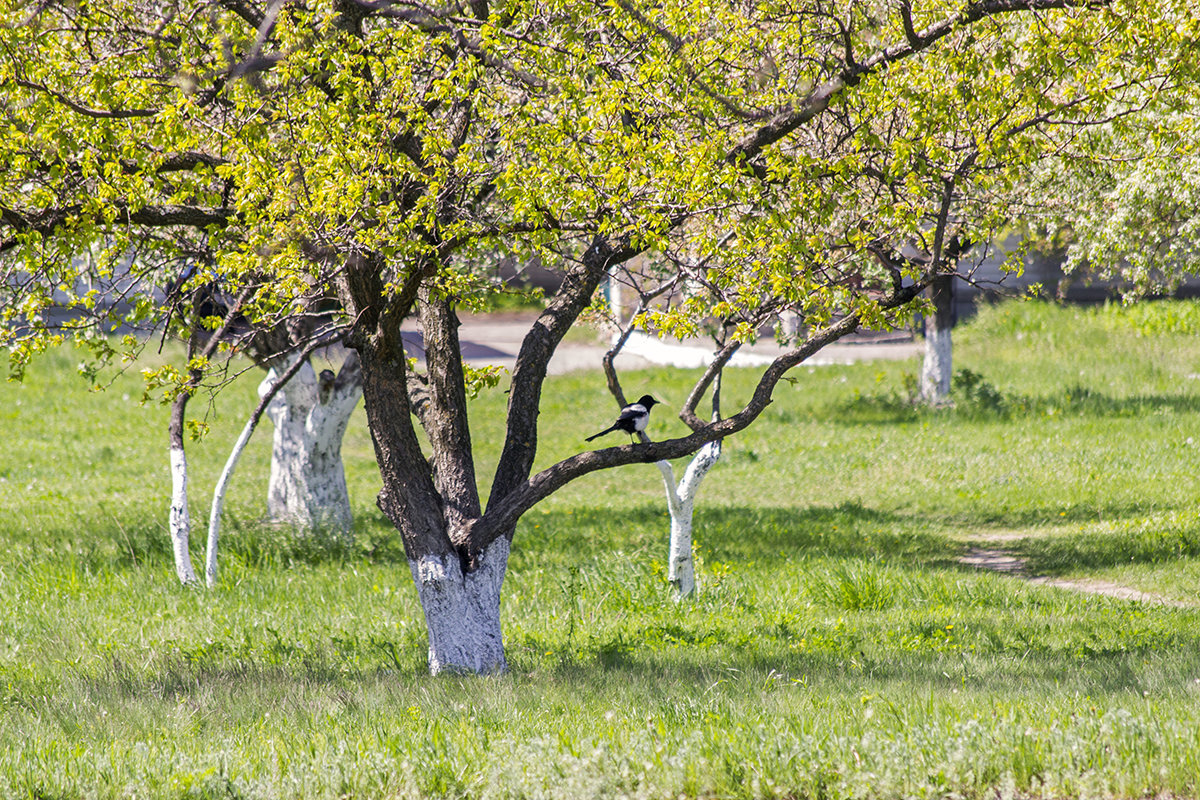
509,501,964,574
40,492,1200,587
1015,524,1200,575
831,382,1200,425
41,509,410,573
531,643,1200,700
62,606,1200,713
514,500,1200,572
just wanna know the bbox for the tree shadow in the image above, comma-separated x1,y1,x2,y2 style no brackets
510,501,961,573
1012,523,1200,575
516,500,1200,572
522,606,1200,700
831,382,1200,425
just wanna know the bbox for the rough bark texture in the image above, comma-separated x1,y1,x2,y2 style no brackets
410,537,510,675
265,353,362,536
418,294,481,532
168,444,198,585
356,325,505,672
488,238,635,511
661,439,722,598
920,275,955,403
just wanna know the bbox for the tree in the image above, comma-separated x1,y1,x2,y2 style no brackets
598,263,731,599
2,0,1191,673
1035,106,1200,295
0,243,361,580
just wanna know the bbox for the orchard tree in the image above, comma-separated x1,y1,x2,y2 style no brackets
1034,106,1200,294
0,237,363,582
2,0,1193,673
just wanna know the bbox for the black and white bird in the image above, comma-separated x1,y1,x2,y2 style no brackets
586,395,660,443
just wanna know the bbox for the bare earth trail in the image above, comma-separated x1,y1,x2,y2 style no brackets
960,533,1194,607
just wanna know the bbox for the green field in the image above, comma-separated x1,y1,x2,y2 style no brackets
2,300,1199,799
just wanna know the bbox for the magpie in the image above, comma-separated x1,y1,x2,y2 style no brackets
586,395,660,443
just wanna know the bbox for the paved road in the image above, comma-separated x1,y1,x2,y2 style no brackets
403,312,923,374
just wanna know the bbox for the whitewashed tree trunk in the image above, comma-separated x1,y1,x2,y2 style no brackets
920,274,954,404
169,445,199,584
206,347,322,587
920,323,952,402
410,537,510,675
264,355,361,537
655,439,721,598
206,417,254,587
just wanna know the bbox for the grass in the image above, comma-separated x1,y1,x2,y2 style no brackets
2,299,1200,799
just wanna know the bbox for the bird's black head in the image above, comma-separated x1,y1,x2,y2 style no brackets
637,394,660,408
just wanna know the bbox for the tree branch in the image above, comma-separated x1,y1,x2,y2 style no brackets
486,235,638,507
468,276,927,553
726,0,1111,170
10,77,159,119
1,204,234,254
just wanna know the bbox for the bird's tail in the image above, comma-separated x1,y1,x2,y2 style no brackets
585,425,618,442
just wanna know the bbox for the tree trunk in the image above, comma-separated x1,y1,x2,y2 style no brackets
920,274,954,404
347,280,499,672
168,352,200,585
264,353,362,537
164,288,247,586
207,345,327,587
658,439,721,598
168,441,199,585
411,537,509,674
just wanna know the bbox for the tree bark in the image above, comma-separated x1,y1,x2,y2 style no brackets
657,439,721,598
264,352,362,537
411,537,509,674
358,335,505,673
417,292,481,532
167,435,199,585
920,273,955,404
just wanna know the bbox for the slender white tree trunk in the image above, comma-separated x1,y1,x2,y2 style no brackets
656,440,721,598
920,275,955,404
169,445,199,584
264,358,360,536
206,415,258,587
206,348,322,587
410,537,510,675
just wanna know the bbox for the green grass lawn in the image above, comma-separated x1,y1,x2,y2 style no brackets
2,300,1199,799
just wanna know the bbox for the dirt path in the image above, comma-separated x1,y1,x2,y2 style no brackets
958,544,1192,607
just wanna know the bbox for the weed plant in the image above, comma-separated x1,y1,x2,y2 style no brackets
2,300,1199,798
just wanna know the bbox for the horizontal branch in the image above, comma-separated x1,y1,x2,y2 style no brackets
1,203,234,253
469,279,926,553
12,77,159,119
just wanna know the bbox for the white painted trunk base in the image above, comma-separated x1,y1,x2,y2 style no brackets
657,440,721,598
920,323,953,404
263,363,358,537
169,446,198,585
410,538,510,675
206,413,259,587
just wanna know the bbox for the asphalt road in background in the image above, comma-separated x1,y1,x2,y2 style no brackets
402,312,922,374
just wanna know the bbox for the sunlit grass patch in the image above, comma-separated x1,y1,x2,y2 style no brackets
3,300,1200,798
